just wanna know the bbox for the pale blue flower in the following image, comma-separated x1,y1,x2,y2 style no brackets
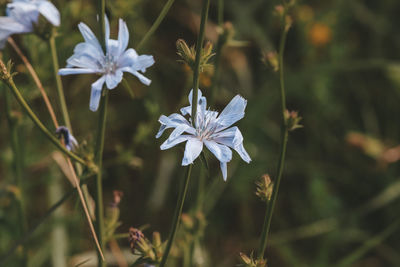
58,17,155,111
0,0,60,48
156,89,251,181
56,126,78,151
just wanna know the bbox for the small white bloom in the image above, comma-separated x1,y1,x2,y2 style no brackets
156,89,251,181
0,0,60,48
59,17,155,111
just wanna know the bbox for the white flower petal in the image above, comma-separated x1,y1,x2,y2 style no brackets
216,95,247,130
89,76,106,111
105,70,123,89
104,15,110,50
211,126,251,163
117,18,129,56
123,67,152,85
167,124,192,141
78,22,102,53
204,140,232,163
182,139,203,165
131,55,155,72
156,114,193,138
37,1,60,26
118,48,138,67
220,162,228,181
160,135,190,150
58,68,98,75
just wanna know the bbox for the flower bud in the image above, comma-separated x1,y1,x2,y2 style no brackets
284,110,303,131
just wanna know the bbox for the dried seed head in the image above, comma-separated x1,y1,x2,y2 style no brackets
255,174,274,202
239,252,267,267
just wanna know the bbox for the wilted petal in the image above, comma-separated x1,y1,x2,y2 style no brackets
37,1,60,26
160,135,190,150
182,139,203,165
204,140,232,163
216,95,247,130
105,70,123,89
89,76,106,111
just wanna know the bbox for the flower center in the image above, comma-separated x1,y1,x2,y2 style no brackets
196,110,218,141
102,54,117,74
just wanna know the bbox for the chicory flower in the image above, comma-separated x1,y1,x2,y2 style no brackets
58,17,155,111
0,0,60,48
156,89,251,180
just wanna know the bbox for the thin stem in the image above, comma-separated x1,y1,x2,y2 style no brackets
257,11,290,260
3,74,28,267
159,165,193,267
8,37,59,128
98,0,106,52
94,90,109,267
49,30,72,130
218,0,224,26
0,71,88,166
191,0,211,127
137,0,176,51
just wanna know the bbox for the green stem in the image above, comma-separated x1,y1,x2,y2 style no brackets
94,2,107,265
218,0,224,26
1,76,88,166
257,11,290,260
191,0,211,128
98,0,106,52
137,0,176,51
94,90,109,267
159,165,193,267
49,30,72,130
3,77,28,267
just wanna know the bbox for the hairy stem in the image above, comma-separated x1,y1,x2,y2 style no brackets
257,11,290,260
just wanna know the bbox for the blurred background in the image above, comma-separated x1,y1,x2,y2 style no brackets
1,0,400,266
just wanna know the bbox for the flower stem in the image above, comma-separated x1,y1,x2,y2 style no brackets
94,90,109,267
191,0,211,128
3,73,28,267
257,10,290,260
137,0,176,51
159,165,193,267
0,69,88,166
49,30,72,130
8,37,59,128
98,0,106,52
